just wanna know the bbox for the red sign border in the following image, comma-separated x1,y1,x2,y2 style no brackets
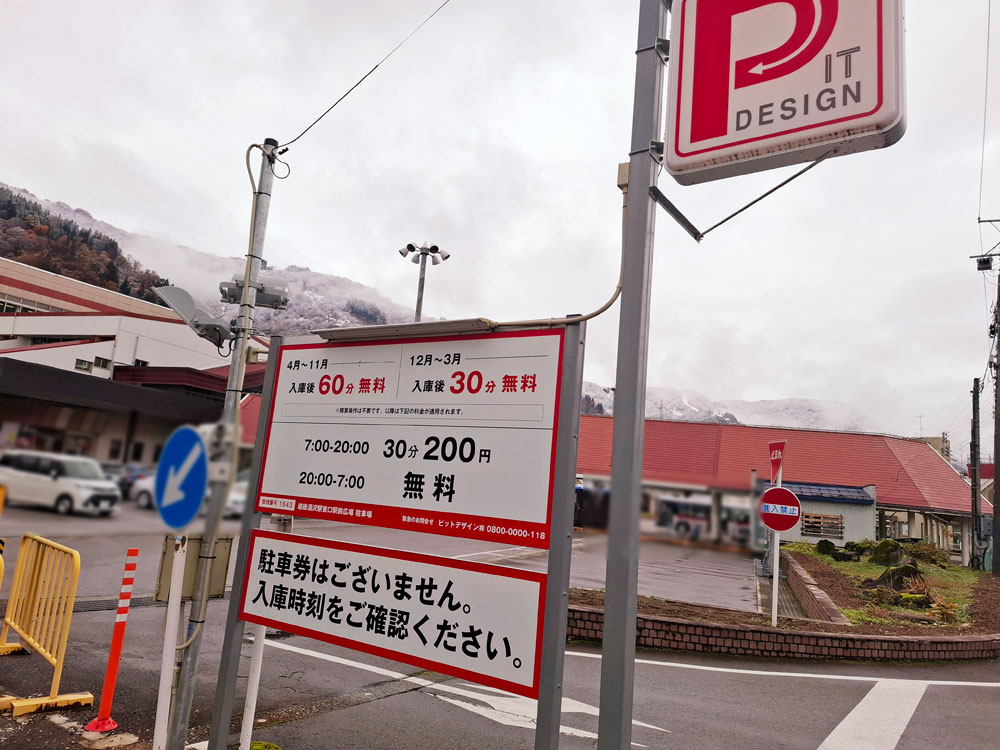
253,328,566,548
758,486,802,532
238,529,548,699
768,440,786,484
670,0,889,160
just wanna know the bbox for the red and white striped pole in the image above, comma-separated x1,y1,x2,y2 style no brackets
86,547,139,733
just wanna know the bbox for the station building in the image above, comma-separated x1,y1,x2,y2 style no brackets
0,257,267,464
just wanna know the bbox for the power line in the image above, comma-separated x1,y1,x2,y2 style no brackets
978,0,995,221
279,0,455,151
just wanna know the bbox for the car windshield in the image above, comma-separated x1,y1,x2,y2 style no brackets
61,459,106,480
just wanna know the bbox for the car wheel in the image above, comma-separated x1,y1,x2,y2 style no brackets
675,521,690,538
55,495,74,515
136,491,153,509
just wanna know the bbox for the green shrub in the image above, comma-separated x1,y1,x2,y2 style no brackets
846,539,877,555
900,541,950,567
870,538,904,566
816,539,837,556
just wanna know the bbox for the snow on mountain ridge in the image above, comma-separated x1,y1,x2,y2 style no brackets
582,382,882,433
4,184,413,334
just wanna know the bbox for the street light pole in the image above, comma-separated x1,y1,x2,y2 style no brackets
415,250,428,323
398,243,449,322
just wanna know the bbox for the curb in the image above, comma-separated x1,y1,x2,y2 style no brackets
566,605,1000,661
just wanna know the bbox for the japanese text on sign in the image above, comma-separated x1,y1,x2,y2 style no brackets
255,330,565,548
239,530,546,698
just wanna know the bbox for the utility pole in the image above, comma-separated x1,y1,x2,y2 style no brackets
972,378,981,567
166,138,278,749
994,273,1000,574
598,0,666,746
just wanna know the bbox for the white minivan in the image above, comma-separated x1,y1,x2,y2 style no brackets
0,449,122,516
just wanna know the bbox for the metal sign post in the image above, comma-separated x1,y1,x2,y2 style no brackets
209,335,283,749
597,0,666,746
535,321,585,749
759,484,801,627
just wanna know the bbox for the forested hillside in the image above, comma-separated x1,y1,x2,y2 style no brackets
0,186,168,304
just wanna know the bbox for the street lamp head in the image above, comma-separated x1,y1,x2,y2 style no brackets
437,248,450,261
410,252,421,264
398,246,410,258
406,243,418,253
428,245,439,254
430,254,441,266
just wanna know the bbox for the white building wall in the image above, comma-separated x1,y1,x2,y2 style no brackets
780,500,876,544
0,315,225,372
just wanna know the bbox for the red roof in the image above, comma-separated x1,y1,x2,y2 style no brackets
577,415,987,517
231,402,985,517
240,394,263,447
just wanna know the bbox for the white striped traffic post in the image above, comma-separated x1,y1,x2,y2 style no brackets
86,547,139,732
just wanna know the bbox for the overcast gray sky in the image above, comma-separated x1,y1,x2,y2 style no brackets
0,1,997,457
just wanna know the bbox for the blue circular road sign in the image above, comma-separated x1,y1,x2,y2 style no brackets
155,426,209,529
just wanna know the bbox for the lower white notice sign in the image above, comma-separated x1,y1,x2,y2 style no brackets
239,530,547,698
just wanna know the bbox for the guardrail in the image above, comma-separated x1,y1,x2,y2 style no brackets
0,534,94,715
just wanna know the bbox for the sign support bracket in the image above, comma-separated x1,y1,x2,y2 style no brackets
534,320,585,750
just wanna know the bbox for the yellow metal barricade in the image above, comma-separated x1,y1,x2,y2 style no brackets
0,534,94,715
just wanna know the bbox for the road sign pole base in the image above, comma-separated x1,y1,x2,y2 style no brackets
85,716,119,732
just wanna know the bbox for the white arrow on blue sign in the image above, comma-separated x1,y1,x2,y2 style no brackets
155,426,208,529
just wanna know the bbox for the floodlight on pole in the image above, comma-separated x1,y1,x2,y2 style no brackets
398,242,449,322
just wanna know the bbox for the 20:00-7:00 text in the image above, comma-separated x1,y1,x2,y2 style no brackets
298,472,366,488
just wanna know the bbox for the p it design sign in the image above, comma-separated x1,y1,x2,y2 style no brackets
666,0,905,184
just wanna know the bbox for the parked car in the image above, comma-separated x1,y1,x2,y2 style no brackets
100,462,130,497
132,474,157,509
134,468,249,518
0,449,122,516
223,468,251,519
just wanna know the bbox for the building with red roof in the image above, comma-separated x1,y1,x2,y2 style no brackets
576,415,986,559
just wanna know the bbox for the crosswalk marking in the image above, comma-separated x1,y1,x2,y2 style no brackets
816,679,927,750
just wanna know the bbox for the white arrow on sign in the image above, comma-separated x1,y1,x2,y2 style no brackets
162,441,204,508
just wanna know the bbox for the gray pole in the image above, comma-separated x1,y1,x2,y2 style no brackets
534,321,585,750
208,334,283,749
972,378,981,561
414,251,428,322
168,138,278,750
597,0,665,746
994,281,1000,574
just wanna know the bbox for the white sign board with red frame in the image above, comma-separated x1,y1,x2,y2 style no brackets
253,329,564,548
239,530,546,698
665,0,906,184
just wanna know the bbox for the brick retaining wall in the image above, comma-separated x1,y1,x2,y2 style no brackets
566,606,1000,660
781,551,851,624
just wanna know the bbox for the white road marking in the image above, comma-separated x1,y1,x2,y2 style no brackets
264,640,669,744
450,546,528,559
816,679,927,750
565,650,1000,687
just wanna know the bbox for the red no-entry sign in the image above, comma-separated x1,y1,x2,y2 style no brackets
759,487,801,532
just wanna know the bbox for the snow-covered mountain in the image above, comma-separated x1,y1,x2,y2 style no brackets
9,184,883,434
4,185,414,334
581,382,883,433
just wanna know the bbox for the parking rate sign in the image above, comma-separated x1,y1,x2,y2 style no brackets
255,329,565,548
239,530,546,698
